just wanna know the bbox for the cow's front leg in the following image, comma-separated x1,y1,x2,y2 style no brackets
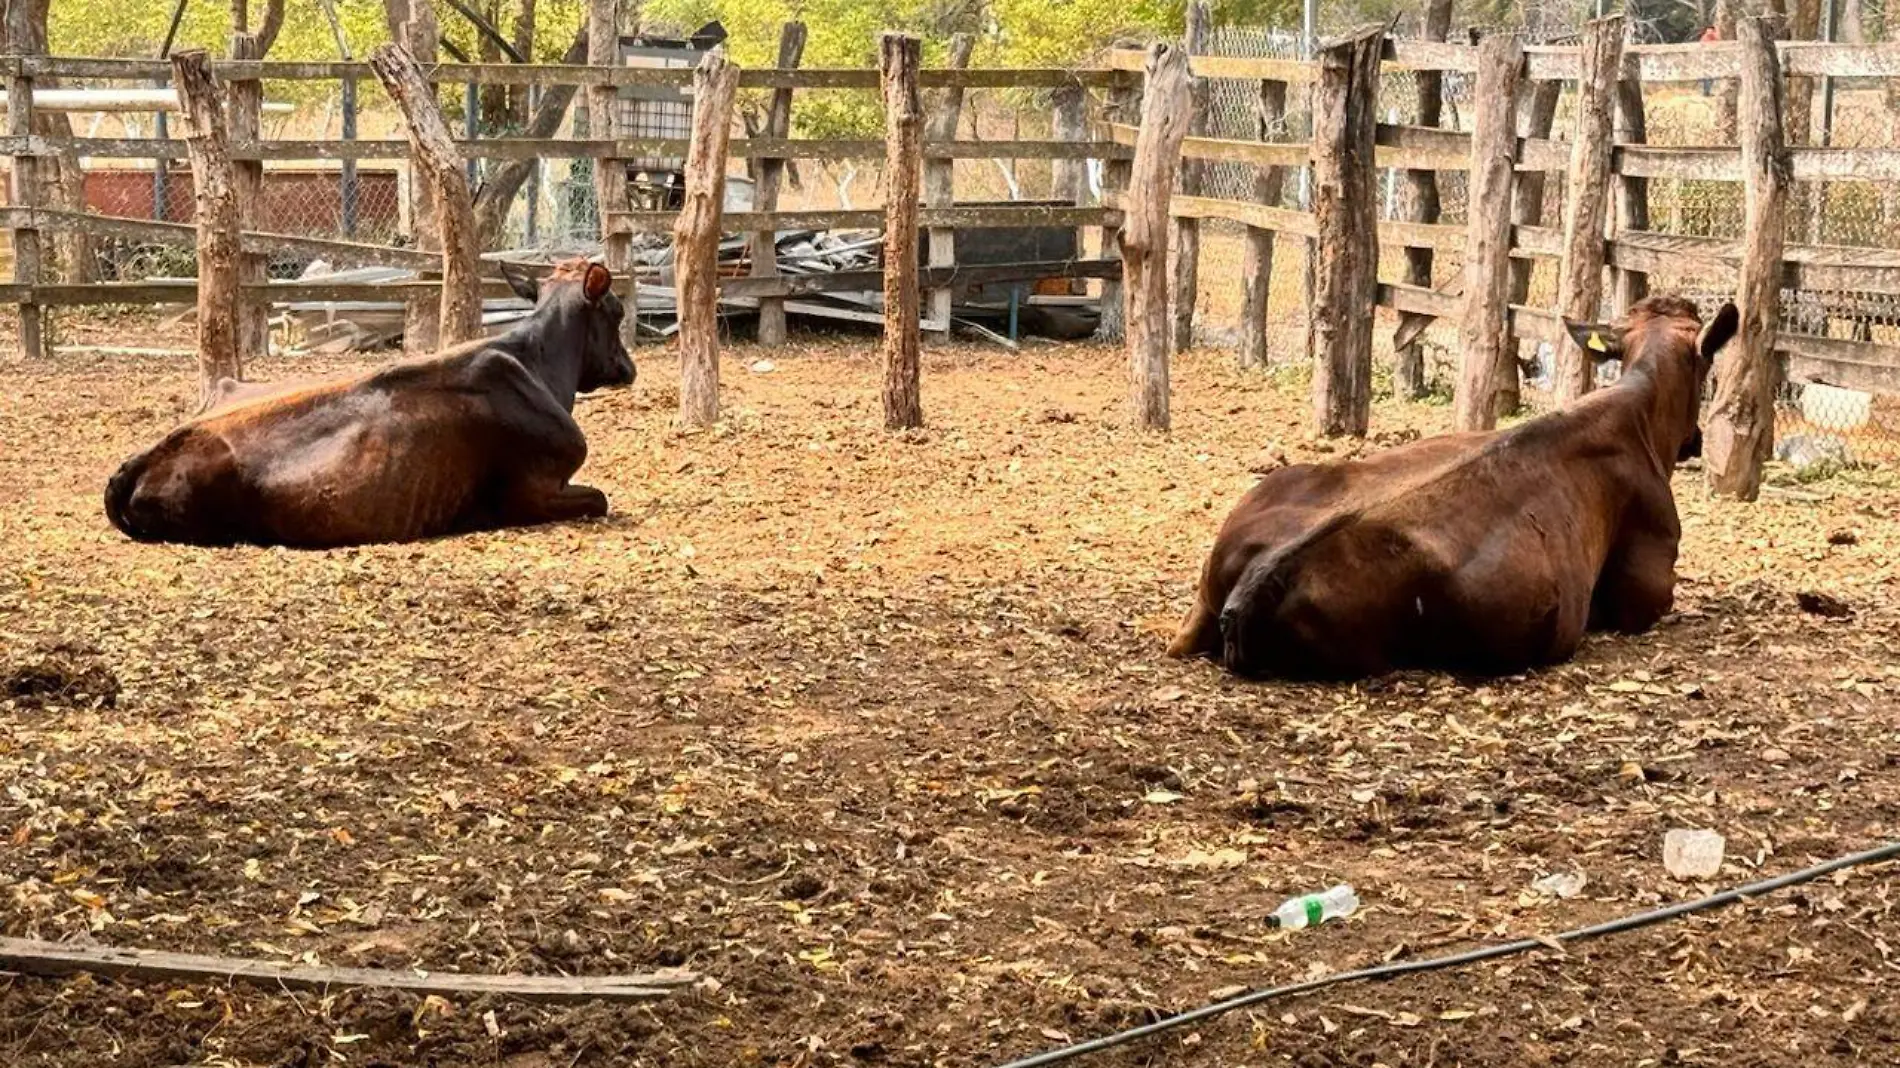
497,478,609,527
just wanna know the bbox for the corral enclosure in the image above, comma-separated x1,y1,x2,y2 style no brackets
5,11,1900,1068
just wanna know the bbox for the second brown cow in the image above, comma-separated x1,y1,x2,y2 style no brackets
1169,296,1740,679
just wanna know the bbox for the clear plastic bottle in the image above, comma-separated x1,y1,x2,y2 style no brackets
1267,884,1359,930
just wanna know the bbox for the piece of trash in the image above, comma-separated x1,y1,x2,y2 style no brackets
1663,829,1725,879
749,359,777,373
1531,871,1588,899
1268,884,1359,930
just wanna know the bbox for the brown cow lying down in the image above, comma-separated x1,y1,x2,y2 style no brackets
104,259,635,549
1169,295,1740,680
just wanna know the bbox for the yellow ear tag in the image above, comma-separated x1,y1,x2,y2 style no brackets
1586,331,1608,352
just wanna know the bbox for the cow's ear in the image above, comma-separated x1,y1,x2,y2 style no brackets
499,261,540,304
1564,318,1624,362
583,263,613,303
1699,302,1740,361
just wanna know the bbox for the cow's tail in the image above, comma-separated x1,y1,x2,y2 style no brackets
103,452,153,541
1218,510,1357,674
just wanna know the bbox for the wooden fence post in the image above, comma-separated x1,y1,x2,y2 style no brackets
590,0,634,347
1170,0,1211,354
1612,72,1650,313
392,0,442,354
170,50,242,407
1123,43,1193,431
1552,16,1624,405
1452,33,1525,434
1706,15,1788,501
6,4,44,362
228,32,269,363
880,33,925,429
675,47,740,428
1236,77,1288,370
1499,79,1558,417
923,32,974,338
1394,0,1452,398
1309,25,1384,438
751,21,806,347
1097,83,1139,342
369,44,483,345
1051,84,1088,205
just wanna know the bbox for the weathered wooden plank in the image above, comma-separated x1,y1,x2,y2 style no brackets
1166,195,1314,237
1238,76,1290,371
20,55,1135,90
228,32,268,365
1124,43,1193,431
1104,122,1306,168
1610,228,1900,294
1375,122,1467,171
751,22,806,348
1706,16,1789,501
606,205,1120,235
0,207,440,269
880,33,924,430
589,0,631,337
1780,333,1900,394
1454,32,1524,433
1613,73,1651,312
675,48,740,429
1552,16,1624,403
0,936,692,1004
1171,0,1212,354
924,33,973,339
0,258,1123,307
1310,25,1384,438
24,134,1132,163
1394,0,1453,399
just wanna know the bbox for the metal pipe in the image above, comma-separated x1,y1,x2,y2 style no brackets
341,76,358,237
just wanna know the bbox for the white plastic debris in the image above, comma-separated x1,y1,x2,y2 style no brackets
1531,871,1589,899
1663,829,1726,879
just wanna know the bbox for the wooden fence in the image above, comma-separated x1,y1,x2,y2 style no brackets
7,16,1900,485
0,48,1139,351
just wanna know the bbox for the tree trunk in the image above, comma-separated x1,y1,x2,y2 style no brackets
1237,78,1288,370
1123,43,1193,432
1309,26,1384,439
1705,16,1788,501
1715,0,1739,132
674,48,740,428
1453,34,1525,434
370,44,485,346
750,21,807,347
880,34,925,429
1170,0,1211,354
923,33,974,338
472,24,589,245
171,50,244,407
229,32,270,364
1552,16,1624,405
388,0,444,353
1394,0,1453,398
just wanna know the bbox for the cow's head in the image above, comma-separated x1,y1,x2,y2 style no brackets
1564,297,1739,462
505,259,637,394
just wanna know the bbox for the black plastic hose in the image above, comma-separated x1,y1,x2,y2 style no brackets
994,839,1900,1068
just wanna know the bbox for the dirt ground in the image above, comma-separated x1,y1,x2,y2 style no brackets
3,314,1899,1068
